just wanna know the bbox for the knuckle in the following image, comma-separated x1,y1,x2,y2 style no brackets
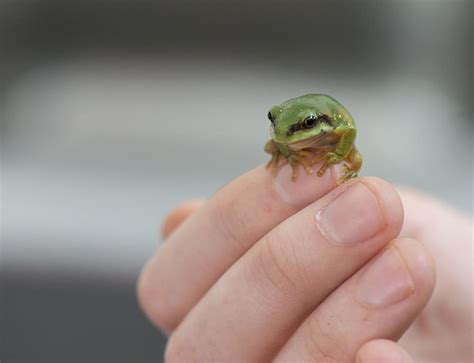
303,313,349,362
212,191,248,252
254,230,306,299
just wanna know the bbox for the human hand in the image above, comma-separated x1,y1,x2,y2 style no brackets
137,162,436,362
396,189,473,363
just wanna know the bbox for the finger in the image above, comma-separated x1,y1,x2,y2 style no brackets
165,177,404,362
356,339,415,363
397,187,472,239
396,188,472,362
161,200,206,239
275,237,435,362
138,162,346,332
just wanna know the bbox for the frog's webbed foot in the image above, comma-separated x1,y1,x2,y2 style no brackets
317,151,343,177
338,164,358,184
288,152,313,181
265,140,360,183
336,147,362,184
321,147,362,184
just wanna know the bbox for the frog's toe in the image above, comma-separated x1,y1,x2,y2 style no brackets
266,153,282,173
289,154,314,179
317,162,329,177
290,165,298,181
338,166,358,184
287,159,300,181
298,158,313,176
265,160,275,172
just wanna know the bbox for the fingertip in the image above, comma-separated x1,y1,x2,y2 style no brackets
356,339,414,363
139,200,205,333
136,256,175,335
391,237,437,304
358,176,404,238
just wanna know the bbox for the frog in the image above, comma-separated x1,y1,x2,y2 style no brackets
264,94,362,183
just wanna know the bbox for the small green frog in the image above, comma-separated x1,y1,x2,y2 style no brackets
264,94,362,183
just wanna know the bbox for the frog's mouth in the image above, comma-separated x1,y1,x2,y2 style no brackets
287,132,337,151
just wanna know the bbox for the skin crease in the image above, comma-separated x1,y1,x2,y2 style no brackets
155,189,472,363
264,94,362,182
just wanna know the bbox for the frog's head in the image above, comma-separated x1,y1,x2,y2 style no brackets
267,94,341,145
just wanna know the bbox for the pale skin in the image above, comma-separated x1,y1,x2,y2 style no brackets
137,162,472,362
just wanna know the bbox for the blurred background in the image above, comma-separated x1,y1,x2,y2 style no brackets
1,0,472,361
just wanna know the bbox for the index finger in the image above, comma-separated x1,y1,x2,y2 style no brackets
138,161,345,332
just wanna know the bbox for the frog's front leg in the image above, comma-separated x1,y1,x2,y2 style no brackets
265,140,313,181
339,146,363,183
264,139,281,173
317,126,356,177
287,151,314,181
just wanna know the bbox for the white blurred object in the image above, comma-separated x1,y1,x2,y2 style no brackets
2,59,472,278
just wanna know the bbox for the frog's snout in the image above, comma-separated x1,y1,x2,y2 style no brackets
273,128,284,140
273,123,285,137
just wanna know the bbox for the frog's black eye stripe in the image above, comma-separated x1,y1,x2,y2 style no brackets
318,114,333,126
286,123,299,136
302,115,318,129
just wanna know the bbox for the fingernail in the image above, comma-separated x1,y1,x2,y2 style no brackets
274,162,344,206
316,183,385,244
356,247,415,307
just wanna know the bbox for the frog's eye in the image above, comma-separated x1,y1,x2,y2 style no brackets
267,111,275,125
302,115,318,129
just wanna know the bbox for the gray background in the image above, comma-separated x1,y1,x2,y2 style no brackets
1,0,472,361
